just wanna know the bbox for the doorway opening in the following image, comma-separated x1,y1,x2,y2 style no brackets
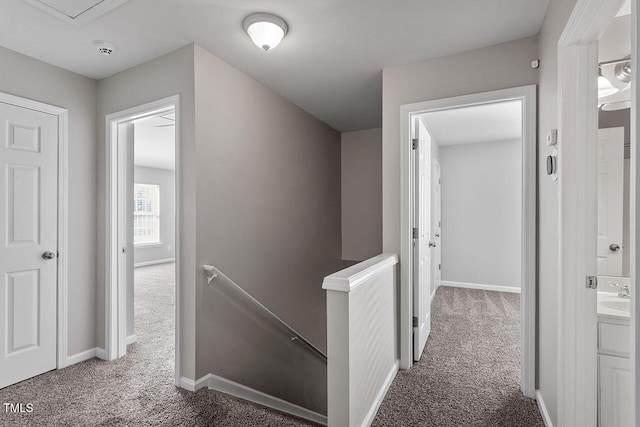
105,96,180,384
400,85,537,399
556,0,636,425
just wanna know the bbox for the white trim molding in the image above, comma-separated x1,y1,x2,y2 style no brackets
179,375,211,392
134,258,176,268
105,95,182,385
440,281,521,294
0,92,70,371
126,335,137,345
183,374,327,425
66,348,99,367
322,253,398,292
399,85,537,399
95,348,107,360
536,390,554,427
556,1,627,426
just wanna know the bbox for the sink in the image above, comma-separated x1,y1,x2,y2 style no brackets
598,292,631,318
600,299,630,311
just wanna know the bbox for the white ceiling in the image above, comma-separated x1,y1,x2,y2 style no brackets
134,112,175,170
1,0,550,132
419,101,522,146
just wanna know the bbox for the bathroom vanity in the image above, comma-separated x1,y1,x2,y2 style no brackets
597,289,631,427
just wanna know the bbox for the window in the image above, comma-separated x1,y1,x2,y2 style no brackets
134,183,160,245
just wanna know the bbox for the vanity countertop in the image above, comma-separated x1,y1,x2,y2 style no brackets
597,291,630,323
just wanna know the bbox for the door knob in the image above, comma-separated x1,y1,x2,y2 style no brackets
42,251,56,260
429,241,436,248
609,244,621,252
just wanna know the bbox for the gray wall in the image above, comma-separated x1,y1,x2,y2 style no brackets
341,128,382,261
382,36,538,256
536,0,577,423
133,166,176,265
193,45,341,414
439,140,522,288
96,44,198,379
0,46,98,357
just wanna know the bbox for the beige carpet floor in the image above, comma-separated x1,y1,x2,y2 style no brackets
0,263,315,427
372,286,545,426
1,267,544,426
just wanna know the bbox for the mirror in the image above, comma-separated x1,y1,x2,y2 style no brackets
597,108,630,277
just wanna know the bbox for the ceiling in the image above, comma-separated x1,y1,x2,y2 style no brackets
0,0,550,132
134,112,176,170
419,101,522,146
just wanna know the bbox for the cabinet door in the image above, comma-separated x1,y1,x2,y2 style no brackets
599,354,630,427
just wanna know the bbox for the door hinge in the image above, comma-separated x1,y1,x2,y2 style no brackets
412,316,418,327
412,138,418,150
412,228,418,239
439,264,441,270
586,275,598,289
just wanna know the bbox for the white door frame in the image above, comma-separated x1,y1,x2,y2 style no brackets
556,1,629,426
105,95,181,384
0,91,69,369
399,85,537,398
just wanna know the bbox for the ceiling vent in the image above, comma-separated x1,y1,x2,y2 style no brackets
21,0,129,26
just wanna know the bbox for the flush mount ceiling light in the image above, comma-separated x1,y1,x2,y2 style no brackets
243,13,288,51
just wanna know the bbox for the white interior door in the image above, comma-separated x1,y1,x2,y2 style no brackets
0,101,58,388
597,127,624,276
433,160,442,296
413,119,431,361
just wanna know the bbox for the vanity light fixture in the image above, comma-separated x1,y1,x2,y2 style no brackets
598,67,619,98
243,13,288,51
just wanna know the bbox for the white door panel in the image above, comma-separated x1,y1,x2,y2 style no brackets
596,128,624,276
433,160,441,295
413,119,431,361
0,102,58,388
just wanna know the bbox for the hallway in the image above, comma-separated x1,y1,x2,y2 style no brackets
373,286,544,426
0,263,313,426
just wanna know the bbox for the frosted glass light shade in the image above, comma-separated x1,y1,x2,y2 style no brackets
598,75,619,98
243,13,288,51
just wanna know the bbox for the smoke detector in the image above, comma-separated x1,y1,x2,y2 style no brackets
93,40,116,56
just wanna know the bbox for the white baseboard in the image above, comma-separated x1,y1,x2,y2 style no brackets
430,287,437,303
361,360,399,427
126,334,137,345
134,258,175,268
440,280,521,294
66,347,98,366
536,390,554,427
182,373,327,425
179,375,211,392
95,347,107,360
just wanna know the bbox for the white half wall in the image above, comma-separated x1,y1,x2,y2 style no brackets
439,139,522,289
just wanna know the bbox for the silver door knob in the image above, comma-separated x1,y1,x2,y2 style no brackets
42,251,56,260
429,241,436,248
609,244,621,252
